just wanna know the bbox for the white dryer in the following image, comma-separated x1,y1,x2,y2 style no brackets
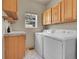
35,29,53,58
35,32,43,57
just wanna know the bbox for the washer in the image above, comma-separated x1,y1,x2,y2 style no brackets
35,30,77,59
43,30,77,59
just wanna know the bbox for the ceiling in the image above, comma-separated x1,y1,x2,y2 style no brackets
32,0,51,5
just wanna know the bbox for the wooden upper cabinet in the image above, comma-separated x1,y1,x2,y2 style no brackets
43,11,46,25
52,3,61,24
3,0,17,12
61,0,77,22
3,0,17,20
43,8,52,25
43,0,77,25
64,0,73,22
60,0,65,22
3,0,10,11
10,0,17,12
72,0,77,21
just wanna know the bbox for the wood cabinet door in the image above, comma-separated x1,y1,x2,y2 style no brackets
64,0,73,22
52,3,61,24
18,35,25,59
3,0,17,12
3,0,11,11
60,0,65,23
46,8,52,25
43,11,46,25
4,35,25,59
51,8,54,24
72,0,77,21
43,8,52,25
10,0,17,12
4,36,18,59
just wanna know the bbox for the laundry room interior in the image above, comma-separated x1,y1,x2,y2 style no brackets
2,0,77,59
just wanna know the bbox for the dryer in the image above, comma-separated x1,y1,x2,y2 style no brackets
35,32,43,57
35,29,54,57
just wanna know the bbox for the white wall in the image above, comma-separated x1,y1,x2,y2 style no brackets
46,0,61,9
45,0,77,30
45,22,77,30
11,0,45,48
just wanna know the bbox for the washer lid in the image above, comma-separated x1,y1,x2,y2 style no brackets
44,30,77,41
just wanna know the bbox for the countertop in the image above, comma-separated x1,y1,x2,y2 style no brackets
4,31,26,36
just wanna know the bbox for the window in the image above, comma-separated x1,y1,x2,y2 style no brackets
25,13,37,28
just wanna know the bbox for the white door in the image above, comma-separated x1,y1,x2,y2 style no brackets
43,36,63,59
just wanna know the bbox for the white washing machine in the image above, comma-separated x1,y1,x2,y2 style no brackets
35,29,77,59
43,30,77,59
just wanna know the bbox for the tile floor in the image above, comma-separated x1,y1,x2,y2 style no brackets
24,50,43,59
